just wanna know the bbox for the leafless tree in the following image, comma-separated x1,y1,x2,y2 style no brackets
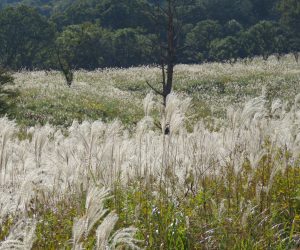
146,0,188,107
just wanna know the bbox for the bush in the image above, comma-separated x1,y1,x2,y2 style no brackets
0,67,13,86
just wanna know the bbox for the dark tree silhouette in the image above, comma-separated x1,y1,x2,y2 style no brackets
146,0,187,107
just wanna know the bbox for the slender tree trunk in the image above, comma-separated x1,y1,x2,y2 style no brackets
162,0,175,107
145,0,178,114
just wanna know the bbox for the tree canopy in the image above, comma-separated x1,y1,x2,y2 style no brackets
0,0,298,70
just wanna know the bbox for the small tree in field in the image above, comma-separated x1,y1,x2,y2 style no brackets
144,0,190,134
55,28,77,87
56,48,74,87
146,0,186,107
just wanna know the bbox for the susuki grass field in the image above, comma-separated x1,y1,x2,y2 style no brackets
2,54,299,127
0,55,299,249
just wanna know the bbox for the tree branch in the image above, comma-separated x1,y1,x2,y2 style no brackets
146,80,164,96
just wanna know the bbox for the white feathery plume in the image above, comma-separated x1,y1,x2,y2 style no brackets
294,93,300,111
136,116,154,136
143,92,154,117
241,202,253,229
32,124,52,168
0,219,37,250
95,211,141,250
72,187,141,250
72,186,110,249
85,186,110,234
0,191,19,223
135,92,156,136
161,93,191,135
240,95,267,127
248,149,267,169
17,165,64,212
0,118,15,186
108,226,141,250
104,120,123,140
72,217,87,249
271,99,283,119
95,212,119,250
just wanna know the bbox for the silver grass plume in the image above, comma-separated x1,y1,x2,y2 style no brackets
161,93,191,135
240,95,267,127
271,99,283,119
0,118,15,186
85,186,111,234
0,219,37,250
72,186,110,249
0,192,19,223
108,225,141,250
72,186,141,250
32,124,53,168
136,92,155,135
143,92,154,117
95,212,119,249
95,212,141,250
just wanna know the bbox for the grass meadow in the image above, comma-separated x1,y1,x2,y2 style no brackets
0,55,299,249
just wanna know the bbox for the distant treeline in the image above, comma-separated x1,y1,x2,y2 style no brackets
0,0,299,70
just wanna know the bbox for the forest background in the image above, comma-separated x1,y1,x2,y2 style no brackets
0,0,299,70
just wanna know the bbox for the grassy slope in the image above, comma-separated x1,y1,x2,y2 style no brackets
0,55,299,249
1,55,299,128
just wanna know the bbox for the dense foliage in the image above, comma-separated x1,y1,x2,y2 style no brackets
0,0,299,70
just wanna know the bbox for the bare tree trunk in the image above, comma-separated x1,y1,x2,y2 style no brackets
163,0,175,106
294,51,299,63
148,0,176,107
145,0,181,134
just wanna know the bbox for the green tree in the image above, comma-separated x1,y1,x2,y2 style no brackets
250,0,279,21
246,21,277,60
185,20,222,62
0,5,54,69
55,23,113,70
202,0,254,25
273,26,289,60
224,19,243,36
278,0,300,61
0,0,297,68
111,28,153,67
98,0,152,29
55,23,103,86
278,0,300,35
51,0,152,30
209,36,240,63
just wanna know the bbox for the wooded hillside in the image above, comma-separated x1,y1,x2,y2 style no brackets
0,0,299,69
